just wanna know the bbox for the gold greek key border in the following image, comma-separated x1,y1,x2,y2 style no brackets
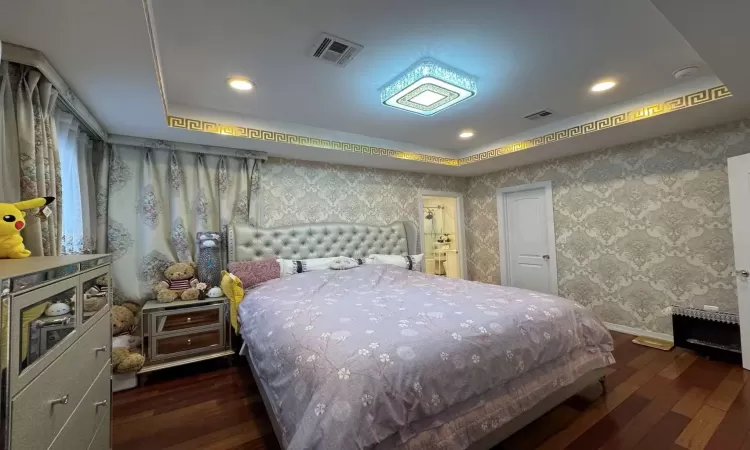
166,116,461,166
166,85,731,167
458,85,732,165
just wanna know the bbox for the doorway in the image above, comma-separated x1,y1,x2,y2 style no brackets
418,191,467,279
497,181,558,294
727,153,750,370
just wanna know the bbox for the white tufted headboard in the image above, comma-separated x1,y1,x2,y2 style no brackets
227,221,418,263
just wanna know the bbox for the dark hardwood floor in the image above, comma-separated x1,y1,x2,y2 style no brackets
113,331,750,450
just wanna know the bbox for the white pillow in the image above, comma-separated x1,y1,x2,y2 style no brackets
329,257,361,271
367,254,423,271
278,257,339,276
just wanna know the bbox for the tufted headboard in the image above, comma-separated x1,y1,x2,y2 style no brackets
227,221,418,263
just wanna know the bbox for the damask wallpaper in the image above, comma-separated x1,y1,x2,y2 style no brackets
260,158,466,244
464,120,750,334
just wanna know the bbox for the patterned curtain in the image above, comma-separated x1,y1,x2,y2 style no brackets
0,61,62,256
95,143,261,304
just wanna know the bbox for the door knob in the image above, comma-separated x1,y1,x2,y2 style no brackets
542,255,550,261
735,269,750,278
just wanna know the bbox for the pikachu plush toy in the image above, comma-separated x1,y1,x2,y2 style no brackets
0,197,55,259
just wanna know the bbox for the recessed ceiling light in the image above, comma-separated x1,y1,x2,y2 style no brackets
590,80,617,93
228,77,254,91
380,59,478,116
459,130,474,139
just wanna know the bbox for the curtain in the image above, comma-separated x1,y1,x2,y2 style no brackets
0,61,61,256
55,110,96,253
95,143,261,304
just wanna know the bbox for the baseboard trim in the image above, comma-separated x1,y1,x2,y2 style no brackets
603,322,674,343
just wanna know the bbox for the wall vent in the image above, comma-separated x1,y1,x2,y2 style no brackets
309,33,363,67
524,110,553,120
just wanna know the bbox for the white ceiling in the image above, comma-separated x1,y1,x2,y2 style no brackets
0,0,748,175
154,0,711,152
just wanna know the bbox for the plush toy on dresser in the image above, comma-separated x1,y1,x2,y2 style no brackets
197,232,222,288
0,196,55,258
153,262,201,302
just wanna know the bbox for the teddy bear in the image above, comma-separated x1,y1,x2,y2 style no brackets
153,262,201,303
111,303,145,373
83,274,111,313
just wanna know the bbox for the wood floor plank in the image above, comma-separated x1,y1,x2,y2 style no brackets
497,404,580,450
537,348,681,450
599,380,687,450
675,404,726,450
705,374,750,450
672,387,711,418
627,349,660,370
705,367,745,412
634,411,692,450
566,394,650,450
660,352,697,380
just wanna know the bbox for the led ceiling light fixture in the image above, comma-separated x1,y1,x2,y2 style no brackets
380,59,477,116
228,76,254,91
590,80,617,92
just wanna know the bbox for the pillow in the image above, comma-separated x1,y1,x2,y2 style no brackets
278,257,339,276
227,258,280,287
329,257,362,271
220,271,244,333
367,254,424,271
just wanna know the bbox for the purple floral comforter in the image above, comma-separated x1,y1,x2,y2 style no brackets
239,264,614,449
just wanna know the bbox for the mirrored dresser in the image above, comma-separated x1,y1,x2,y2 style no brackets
0,255,112,450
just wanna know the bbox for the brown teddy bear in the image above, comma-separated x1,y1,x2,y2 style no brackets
153,262,201,303
111,303,145,373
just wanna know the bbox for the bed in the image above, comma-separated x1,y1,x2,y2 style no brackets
227,221,614,450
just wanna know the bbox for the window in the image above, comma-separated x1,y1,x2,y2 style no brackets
55,110,95,254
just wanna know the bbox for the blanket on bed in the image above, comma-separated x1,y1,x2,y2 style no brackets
239,264,614,449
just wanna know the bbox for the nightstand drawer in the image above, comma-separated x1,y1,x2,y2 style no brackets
152,304,223,335
152,328,222,360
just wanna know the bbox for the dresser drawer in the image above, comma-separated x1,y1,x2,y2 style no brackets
152,328,222,360
151,303,223,335
50,362,111,450
87,412,111,450
11,313,110,449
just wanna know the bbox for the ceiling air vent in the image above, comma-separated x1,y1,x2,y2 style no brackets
524,110,553,120
309,33,363,67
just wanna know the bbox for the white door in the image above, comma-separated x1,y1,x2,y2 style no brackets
498,182,557,294
727,153,750,370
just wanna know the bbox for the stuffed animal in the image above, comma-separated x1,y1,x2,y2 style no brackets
111,303,140,335
153,262,201,303
111,304,144,373
84,274,110,313
197,232,222,288
0,197,55,258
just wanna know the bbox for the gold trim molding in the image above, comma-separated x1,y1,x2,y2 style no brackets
166,85,731,167
166,116,460,166
459,84,732,165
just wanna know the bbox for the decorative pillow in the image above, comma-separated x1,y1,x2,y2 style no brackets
227,258,281,287
220,271,244,333
278,257,339,276
329,257,363,271
367,254,424,271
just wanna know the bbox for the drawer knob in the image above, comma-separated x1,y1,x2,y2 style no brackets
94,400,108,409
94,345,108,353
186,317,192,322
50,394,69,406
187,339,192,345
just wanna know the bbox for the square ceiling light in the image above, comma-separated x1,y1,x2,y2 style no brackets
380,59,478,116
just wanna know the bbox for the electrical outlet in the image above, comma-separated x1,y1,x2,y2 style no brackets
703,305,719,312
